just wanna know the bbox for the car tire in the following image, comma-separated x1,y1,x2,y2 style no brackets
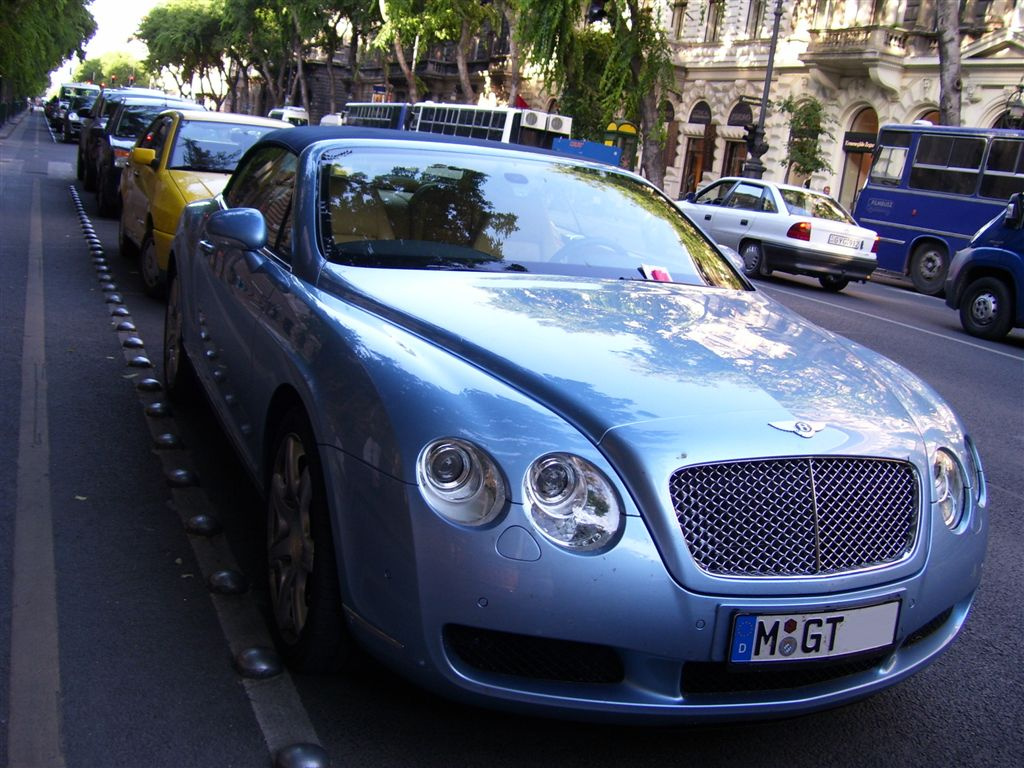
959,276,1013,340
266,407,350,673
162,267,199,403
139,234,165,298
910,242,948,296
739,241,766,277
818,275,849,292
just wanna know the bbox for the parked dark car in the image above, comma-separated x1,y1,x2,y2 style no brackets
61,93,98,143
94,96,201,217
164,126,987,723
76,87,181,191
44,95,60,125
50,81,98,130
945,191,1024,340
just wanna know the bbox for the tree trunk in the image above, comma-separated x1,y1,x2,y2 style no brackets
502,3,521,106
289,13,309,110
348,30,360,101
456,19,475,103
632,57,665,188
325,43,337,113
393,32,418,103
936,0,962,126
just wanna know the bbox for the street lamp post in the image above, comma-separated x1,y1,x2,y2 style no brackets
1006,82,1024,128
742,0,784,179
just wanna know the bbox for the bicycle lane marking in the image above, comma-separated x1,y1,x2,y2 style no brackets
8,178,66,767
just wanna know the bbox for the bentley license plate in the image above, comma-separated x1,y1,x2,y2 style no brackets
729,601,899,663
828,233,861,249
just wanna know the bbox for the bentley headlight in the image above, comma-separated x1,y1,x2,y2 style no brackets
933,448,967,529
418,438,505,526
524,453,622,551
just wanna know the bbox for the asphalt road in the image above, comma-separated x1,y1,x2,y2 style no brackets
2,108,1022,768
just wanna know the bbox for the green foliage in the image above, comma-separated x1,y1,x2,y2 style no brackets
515,0,580,89
136,0,227,85
516,0,675,181
0,0,97,99
73,53,153,88
558,27,614,141
775,95,834,177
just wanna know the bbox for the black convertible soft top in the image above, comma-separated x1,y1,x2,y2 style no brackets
253,124,572,161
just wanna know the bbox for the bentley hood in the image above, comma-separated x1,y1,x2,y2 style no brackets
330,269,947,463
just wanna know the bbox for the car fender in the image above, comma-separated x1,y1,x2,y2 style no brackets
946,246,1023,321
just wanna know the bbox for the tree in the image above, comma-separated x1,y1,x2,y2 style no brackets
73,53,153,89
557,26,614,140
0,0,96,102
137,0,230,107
221,0,295,112
515,0,674,186
775,95,833,180
935,0,963,125
375,0,499,104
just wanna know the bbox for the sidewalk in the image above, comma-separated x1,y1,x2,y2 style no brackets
0,107,31,141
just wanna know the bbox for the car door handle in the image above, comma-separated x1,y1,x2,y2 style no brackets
703,214,712,221
740,219,749,226
199,239,214,254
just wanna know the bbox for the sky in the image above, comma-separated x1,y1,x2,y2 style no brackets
51,0,163,89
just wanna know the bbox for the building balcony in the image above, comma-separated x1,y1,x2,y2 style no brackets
800,25,937,95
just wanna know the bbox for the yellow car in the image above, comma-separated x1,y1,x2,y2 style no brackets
119,109,291,296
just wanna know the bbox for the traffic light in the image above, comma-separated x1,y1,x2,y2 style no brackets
744,123,758,154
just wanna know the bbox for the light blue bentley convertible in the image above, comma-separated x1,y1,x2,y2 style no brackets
164,126,987,723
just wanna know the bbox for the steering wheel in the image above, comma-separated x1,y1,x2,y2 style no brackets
551,236,629,265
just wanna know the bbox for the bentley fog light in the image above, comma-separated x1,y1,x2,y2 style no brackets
933,448,967,529
418,439,505,525
524,453,622,551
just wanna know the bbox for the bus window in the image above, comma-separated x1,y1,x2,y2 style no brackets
909,135,985,195
980,139,1024,200
869,146,908,186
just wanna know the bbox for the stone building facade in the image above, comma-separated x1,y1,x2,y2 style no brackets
664,0,1024,210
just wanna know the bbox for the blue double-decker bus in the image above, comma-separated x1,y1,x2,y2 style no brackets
852,123,1024,294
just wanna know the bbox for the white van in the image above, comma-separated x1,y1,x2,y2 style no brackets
267,106,309,126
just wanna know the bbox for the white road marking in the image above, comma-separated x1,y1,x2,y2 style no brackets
765,284,1024,363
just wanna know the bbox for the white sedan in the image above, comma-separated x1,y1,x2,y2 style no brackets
679,177,878,291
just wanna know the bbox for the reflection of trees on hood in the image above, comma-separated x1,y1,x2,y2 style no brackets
483,280,897,424
551,164,739,287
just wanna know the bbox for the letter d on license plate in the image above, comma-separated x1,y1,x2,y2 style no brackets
730,601,899,663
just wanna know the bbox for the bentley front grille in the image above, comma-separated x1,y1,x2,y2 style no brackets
669,457,918,576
